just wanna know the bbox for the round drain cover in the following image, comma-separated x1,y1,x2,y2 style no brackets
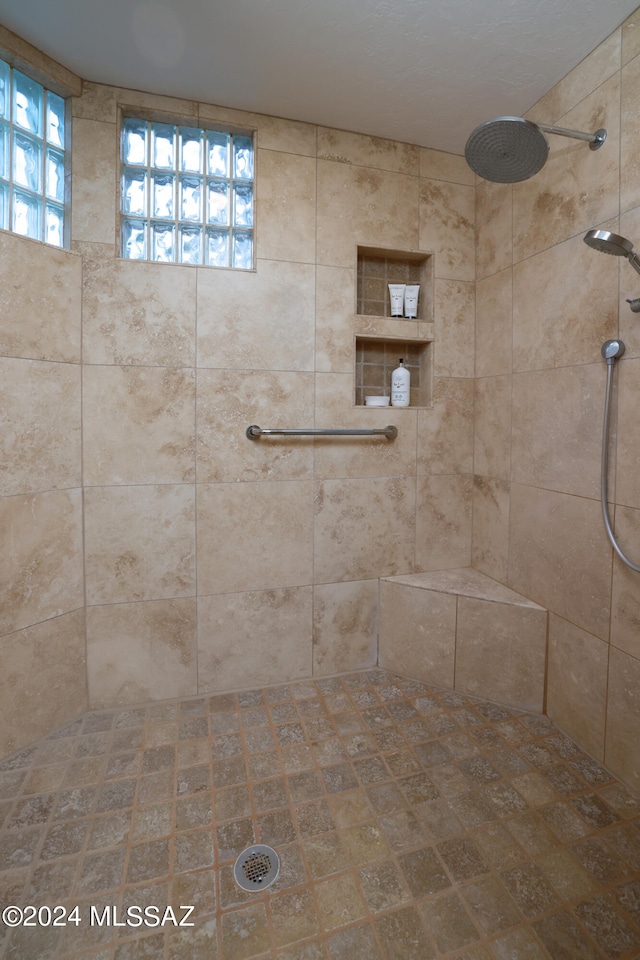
234,844,280,891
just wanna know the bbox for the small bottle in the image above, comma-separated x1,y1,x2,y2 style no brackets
391,359,410,407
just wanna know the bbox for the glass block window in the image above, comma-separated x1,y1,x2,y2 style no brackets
0,58,67,246
120,118,254,268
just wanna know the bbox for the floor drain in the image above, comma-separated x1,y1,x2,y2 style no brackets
234,844,280,891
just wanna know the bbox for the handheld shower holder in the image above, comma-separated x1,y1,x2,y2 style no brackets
601,339,625,363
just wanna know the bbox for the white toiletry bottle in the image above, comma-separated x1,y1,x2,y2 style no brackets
391,359,410,407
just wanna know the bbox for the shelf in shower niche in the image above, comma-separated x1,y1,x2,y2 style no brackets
355,335,433,408
356,245,434,323
355,314,435,342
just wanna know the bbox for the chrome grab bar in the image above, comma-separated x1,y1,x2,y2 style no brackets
246,424,398,440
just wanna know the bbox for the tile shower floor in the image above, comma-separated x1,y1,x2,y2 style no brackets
1,670,640,959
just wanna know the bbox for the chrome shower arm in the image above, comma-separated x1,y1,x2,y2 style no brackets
537,122,606,150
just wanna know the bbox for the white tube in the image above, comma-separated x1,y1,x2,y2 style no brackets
388,284,405,317
404,285,420,319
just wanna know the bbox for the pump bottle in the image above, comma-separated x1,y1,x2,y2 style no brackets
391,359,410,407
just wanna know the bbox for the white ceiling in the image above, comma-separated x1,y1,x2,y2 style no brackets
0,0,638,154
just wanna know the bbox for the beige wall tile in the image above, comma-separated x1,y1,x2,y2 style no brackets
1,358,81,497
420,149,475,186
468,18,640,788
527,30,621,125
610,504,640,658
83,366,196,485
197,587,312,691
512,232,618,372
614,357,640,507
475,180,512,281
85,485,195,604
199,102,316,156
118,86,199,119
379,581,456,688
474,376,511,481
605,646,640,791
313,580,379,675
197,259,315,370
82,258,197,366
415,475,472,571
547,614,608,760
71,118,117,245
455,597,547,712
73,80,198,131
318,128,419,176
72,240,116,259
316,266,356,373
316,159,419,267
417,378,474,476
0,610,86,757
419,179,475,281
314,478,415,583
0,489,84,637
87,599,197,707
508,483,611,640
356,315,421,340
314,374,418,480
0,234,81,362
256,150,316,263
619,205,640,359
197,481,313,594
476,268,512,378
197,369,314,482
71,81,117,121
621,54,640,213
513,74,620,263
433,280,475,379
622,10,640,65
472,477,510,584
511,364,602,499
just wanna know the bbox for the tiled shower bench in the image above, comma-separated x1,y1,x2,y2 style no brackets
379,567,548,713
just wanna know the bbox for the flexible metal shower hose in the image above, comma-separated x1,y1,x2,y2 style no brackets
601,360,640,572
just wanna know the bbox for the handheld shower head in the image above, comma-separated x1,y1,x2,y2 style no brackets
465,116,606,183
583,229,640,276
584,229,634,257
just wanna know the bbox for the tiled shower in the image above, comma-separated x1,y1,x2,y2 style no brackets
2,6,640,958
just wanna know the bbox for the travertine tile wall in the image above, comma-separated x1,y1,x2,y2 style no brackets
473,7,640,792
73,86,475,708
0,31,476,756
8,9,640,794
0,232,87,755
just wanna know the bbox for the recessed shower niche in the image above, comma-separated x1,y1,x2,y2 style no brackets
355,245,434,407
356,245,434,320
355,337,432,407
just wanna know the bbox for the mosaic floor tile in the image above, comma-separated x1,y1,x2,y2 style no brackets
0,668,639,957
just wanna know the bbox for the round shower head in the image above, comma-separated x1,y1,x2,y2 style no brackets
583,229,635,257
464,117,549,184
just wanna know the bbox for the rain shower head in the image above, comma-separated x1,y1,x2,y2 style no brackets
465,117,548,183
465,116,606,184
584,229,640,276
